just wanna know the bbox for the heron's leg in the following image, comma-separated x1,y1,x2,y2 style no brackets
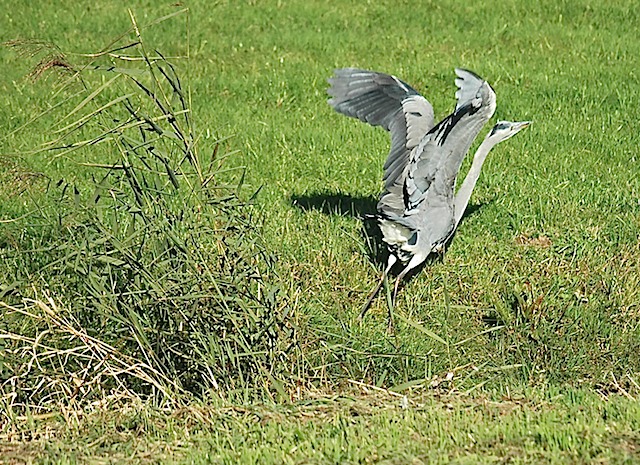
392,267,409,307
386,274,396,333
388,251,428,332
392,275,401,306
391,253,425,307
387,266,414,333
359,255,396,321
359,274,385,321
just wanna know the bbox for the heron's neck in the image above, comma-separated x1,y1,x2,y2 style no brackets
453,136,500,227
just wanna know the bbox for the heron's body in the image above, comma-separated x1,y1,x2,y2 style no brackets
327,68,529,316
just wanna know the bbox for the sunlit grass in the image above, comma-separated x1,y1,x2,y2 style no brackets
4,388,640,464
1,0,639,462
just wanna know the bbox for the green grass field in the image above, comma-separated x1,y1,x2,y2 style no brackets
1,0,640,463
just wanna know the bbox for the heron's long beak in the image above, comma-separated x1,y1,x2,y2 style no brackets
516,121,532,131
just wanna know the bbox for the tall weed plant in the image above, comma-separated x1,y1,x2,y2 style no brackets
0,11,295,415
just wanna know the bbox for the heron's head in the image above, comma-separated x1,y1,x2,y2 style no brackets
487,120,531,142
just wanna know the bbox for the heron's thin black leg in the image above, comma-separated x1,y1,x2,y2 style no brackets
360,255,396,321
359,272,385,321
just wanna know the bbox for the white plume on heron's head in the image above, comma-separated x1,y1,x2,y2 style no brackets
486,120,531,143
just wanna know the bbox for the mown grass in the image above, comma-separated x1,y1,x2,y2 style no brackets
173,0,640,392
2,388,639,464
1,0,640,462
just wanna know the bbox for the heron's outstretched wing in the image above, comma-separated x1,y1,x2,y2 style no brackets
454,68,486,111
327,68,434,192
394,72,497,214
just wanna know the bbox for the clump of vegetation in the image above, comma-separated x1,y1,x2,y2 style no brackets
0,11,295,416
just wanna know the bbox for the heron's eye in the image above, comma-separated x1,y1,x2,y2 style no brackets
489,123,506,136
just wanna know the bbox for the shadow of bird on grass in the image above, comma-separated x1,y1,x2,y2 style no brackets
290,191,385,265
290,190,493,282
290,191,377,219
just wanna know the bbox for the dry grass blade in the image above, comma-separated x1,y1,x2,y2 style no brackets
55,74,122,126
0,295,183,413
0,9,293,413
3,39,75,84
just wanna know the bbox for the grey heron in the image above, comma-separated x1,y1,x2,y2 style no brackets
327,68,530,319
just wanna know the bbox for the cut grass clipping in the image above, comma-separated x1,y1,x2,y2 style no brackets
0,11,295,414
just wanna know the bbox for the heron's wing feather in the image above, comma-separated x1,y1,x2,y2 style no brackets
328,68,435,191
328,68,433,130
381,95,434,189
399,79,496,214
378,69,491,218
454,68,486,111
